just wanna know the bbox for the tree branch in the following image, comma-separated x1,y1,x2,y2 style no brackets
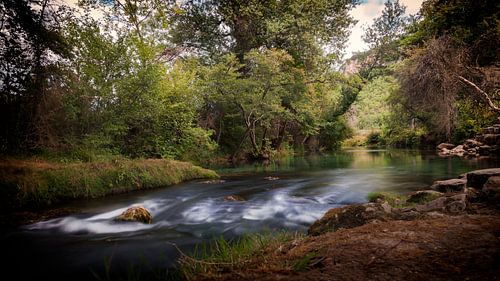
457,75,500,113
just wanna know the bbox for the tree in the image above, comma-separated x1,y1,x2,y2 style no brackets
0,0,70,151
60,5,217,160
170,0,357,68
358,0,411,79
395,0,499,141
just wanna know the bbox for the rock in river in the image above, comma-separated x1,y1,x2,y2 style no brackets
224,195,245,201
437,143,456,150
201,179,226,184
115,206,152,224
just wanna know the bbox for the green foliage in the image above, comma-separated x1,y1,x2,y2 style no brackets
389,0,499,143
0,0,369,164
366,131,382,146
171,0,358,66
196,49,358,158
352,76,397,130
415,0,499,48
356,0,412,79
59,15,218,160
453,99,497,143
367,191,441,208
319,117,353,151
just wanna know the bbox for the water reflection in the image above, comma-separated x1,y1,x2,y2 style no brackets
2,149,499,281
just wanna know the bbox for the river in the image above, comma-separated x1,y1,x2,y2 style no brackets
2,149,498,280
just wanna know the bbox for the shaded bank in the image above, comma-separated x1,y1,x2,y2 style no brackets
0,158,218,211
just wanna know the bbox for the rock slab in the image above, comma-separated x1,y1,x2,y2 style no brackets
431,178,467,192
466,168,500,189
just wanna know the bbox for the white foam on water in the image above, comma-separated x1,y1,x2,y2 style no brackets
27,216,154,234
242,191,327,224
181,199,217,223
26,198,177,234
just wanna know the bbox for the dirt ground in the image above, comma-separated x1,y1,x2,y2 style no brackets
206,214,500,281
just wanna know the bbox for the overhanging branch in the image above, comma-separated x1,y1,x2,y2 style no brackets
457,75,500,113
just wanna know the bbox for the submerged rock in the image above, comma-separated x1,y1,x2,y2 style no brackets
115,206,152,224
431,178,467,192
201,179,226,184
224,195,245,201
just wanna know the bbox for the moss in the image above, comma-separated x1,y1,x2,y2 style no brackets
0,158,218,210
367,191,407,208
406,191,443,204
367,191,444,209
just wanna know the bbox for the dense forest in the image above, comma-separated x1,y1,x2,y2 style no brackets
1,0,499,164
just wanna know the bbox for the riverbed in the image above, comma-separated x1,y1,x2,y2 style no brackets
2,149,498,280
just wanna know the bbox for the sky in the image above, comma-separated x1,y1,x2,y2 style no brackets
346,0,424,57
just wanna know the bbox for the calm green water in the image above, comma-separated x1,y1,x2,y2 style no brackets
2,149,498,280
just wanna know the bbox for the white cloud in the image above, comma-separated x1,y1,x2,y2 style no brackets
345,0,424,58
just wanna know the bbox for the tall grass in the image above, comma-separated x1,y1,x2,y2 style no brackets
0,158,218,210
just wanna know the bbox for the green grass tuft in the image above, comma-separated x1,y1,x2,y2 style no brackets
293,252,317,272
367,191,408,208
178,231,303,280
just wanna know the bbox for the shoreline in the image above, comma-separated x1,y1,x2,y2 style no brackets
179,167,500,280
0,158,219,222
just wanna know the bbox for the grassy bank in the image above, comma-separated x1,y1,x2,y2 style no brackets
0,158,218,210
177,232,304,280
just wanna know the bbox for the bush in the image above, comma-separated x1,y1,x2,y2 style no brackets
366,131,383,146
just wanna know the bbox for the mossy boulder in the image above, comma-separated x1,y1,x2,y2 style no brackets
407,190,443,204
115,206,152,224
308,203,394,236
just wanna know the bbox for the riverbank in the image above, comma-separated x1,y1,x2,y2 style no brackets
179,168,500,280
0,158,219,213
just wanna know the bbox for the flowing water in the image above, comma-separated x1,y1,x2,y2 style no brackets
2,149,498,280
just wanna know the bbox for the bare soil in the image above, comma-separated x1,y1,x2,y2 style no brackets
203,214,500,281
